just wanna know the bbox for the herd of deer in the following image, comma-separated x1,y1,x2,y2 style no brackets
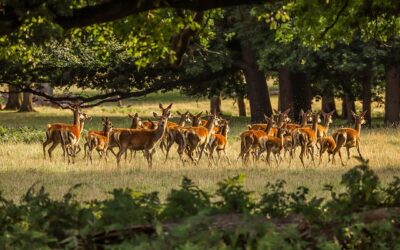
42,103,367,168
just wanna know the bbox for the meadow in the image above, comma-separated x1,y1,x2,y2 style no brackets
0,91,399,202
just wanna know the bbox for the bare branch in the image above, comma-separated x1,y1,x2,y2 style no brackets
320,0,349,38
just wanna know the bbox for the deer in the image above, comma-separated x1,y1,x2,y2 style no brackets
288,110,312,158
43,105,90,161
142,103,174,128
248,109,290,136
85,117,113,164
164,111,191,161
208,119,230,164
258,124,289,166
292,111,320,167
115,106,173,168
318,136,342,165
306,110,335,147
238,115,274,163
331,110,367,166
179,113,218,163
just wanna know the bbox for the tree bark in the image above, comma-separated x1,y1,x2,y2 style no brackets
210,95,222,115
361,70,372,127
384,65,400,124
290,71,311,122
322,95,337,116
4,85,22,110
19,92,36,112
342,95,355,122
278,67,294,119
240,45,272,123
237,96,246,117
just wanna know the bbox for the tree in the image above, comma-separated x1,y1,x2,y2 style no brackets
4,85,22,110
19,92,35,112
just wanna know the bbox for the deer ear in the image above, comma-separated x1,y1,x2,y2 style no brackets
176,111,182,116
197,111,203,117
273,109,279,114
361,110,368,117
329,110,336,115
184,111,189,115
128,114,133,118
283,108,290,114
166,103,173,110
351,110,356,117
153,112,158,118
159,103,164,110
264,114,270,121
300,109,304,115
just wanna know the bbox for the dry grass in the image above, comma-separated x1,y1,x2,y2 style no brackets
0,93,397,202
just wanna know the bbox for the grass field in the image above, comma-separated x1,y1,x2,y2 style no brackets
0,91,398,202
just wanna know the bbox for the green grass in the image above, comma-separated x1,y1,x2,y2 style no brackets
0,92,398,202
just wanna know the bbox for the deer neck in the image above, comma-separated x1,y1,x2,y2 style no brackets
178,117,186,127
300,116,307,127
206,118,215,134
154,119,168,142
312,119,318,134
264,121,273,134
73,108,80,129
354,120,362,135
323,117,331,132
221,124,228,139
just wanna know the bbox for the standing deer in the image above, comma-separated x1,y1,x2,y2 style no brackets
43,106,90,161
259,125,289,166
164,111,191,161
331,110,367,165
319,136,340,165
292,111,320,167
307,110,335,147
208,119,230,164
115,107,172,168
238,115,274,163
249,109,290,136
180,113,218,163
86,117,113,164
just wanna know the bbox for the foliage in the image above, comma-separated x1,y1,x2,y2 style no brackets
2,162,400,248
0,126,44,144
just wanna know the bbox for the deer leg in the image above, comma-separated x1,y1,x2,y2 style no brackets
43,139,51,160
299,145,306,167
116,146,127,168
338,150,345,166
346,146,351,160
309,146,316,166
356,142,364,161
47,142,59,161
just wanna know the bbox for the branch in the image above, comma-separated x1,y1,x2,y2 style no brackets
320,0,349,38
2,66,238,108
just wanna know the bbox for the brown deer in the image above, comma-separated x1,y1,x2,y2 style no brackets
180,113,218,163
85,117,113,164
164,111,191,161
238,115,274,163
115,108,172,168
249,109,290,136
306,110,335,147
289,110,312,158
318,136,342,165
142,103,174,128
292,111,320,167
331,110,367,165
259,125,289,166
43,106,90,161
208,119,230,164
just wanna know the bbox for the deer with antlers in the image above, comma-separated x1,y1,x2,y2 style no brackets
115,105,173,168
238,115,274,163
85,117,113,164
43,105,90,161
331,110,367,165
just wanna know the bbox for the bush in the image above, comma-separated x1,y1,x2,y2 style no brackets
0,126,45,144
2,162,400,249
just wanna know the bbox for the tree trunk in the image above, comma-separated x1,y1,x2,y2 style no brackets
240,45,272,122
290,71,312,122
361,70,372,127
4,85,22,110
321,94,337,118
210,95,222,115
385,65,400,124
237,96,246,117
19,92,36,112
342,95,355,122
278,67,294,119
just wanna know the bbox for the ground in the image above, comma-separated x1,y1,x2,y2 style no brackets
0,91,398,202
